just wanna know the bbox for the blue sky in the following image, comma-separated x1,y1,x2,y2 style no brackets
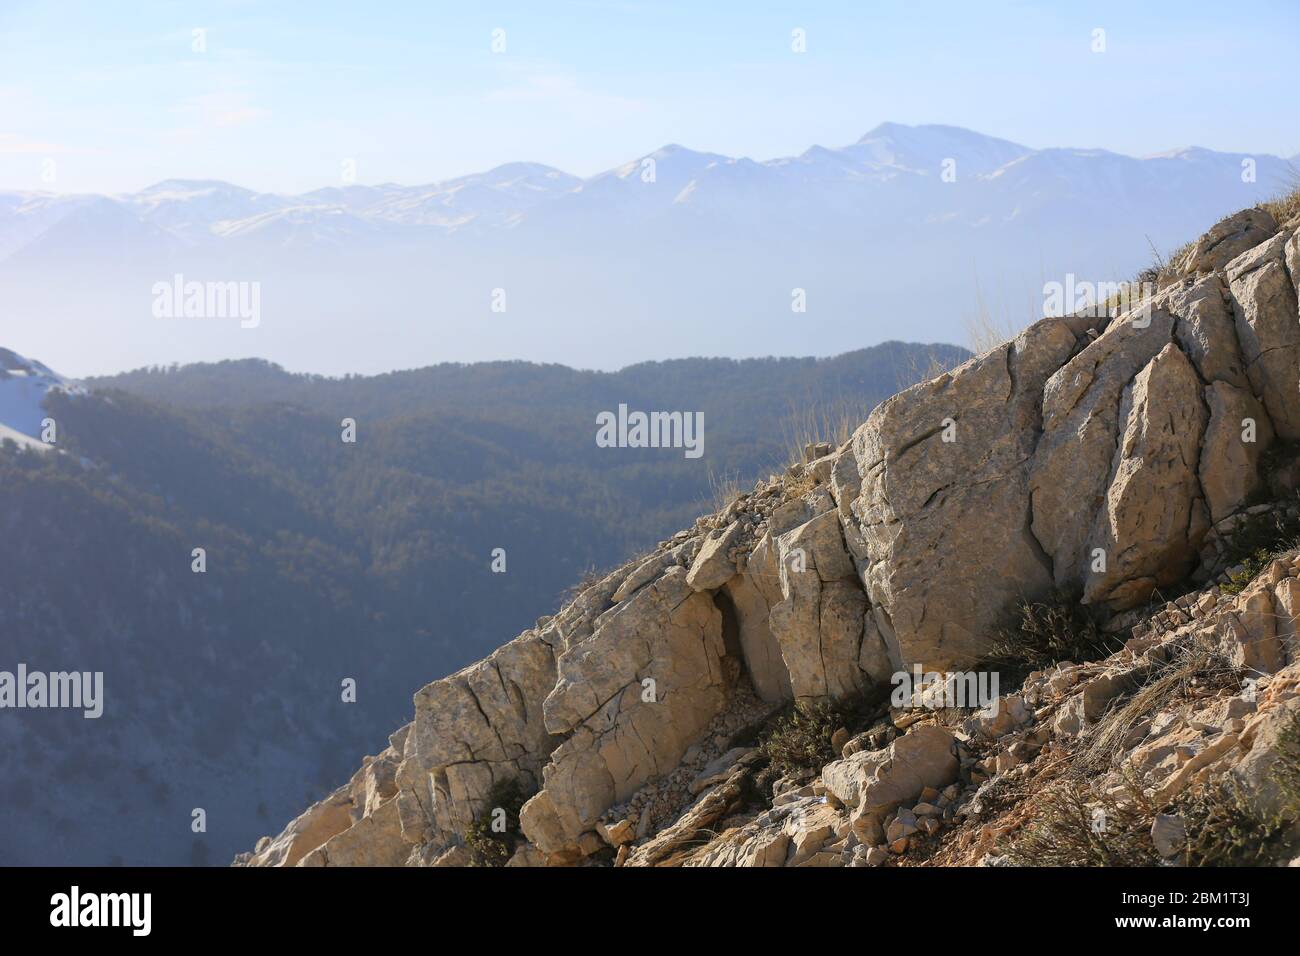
1,0,1296,193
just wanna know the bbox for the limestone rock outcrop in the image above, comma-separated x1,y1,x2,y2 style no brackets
238,206,1300,868
1177,207,1278,276
1082,342,1209,608
645,551,1300,868
1227,231,1300,439
836,214,1299,668
524,567,731,858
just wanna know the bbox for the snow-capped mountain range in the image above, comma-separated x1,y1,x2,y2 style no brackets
1,123,1294,376
4,124,1289,250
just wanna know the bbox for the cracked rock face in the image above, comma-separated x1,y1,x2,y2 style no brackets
1227,232,1300,439
846,318,1076,669
1082,342,1209,608
836,218,1299,669
721,533,793,704
1030,307,1182,594
821,723,959,821
1199,380,1274,524
522,566,732,857
391,626,559,853
1169,274,1249,388
769,508,872,702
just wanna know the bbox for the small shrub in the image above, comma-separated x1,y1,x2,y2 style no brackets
1218,494,1300,594
758,695,877,781
1178,778,1289,867
1134,265,1161,287
976,590,1116,689
1272,710,1300,804
1221,549,1273,595
707,467,746,514
964,295,1022,355
1101,276,1157,316
1178,711,1300,866
759,702,840,780
557,558,630,608
1180,712,1300,868
464,777,529,867
1006,774,1161,867
1260,439,1300,486
778,399,872,473
1155,238,1195,281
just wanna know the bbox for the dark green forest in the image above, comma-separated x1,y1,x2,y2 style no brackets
0,341,966,864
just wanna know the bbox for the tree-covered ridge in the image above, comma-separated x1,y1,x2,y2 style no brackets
0,340,965,865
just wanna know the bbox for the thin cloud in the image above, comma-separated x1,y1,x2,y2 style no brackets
0,133,71,155
485,71,647,114
164,88,271,139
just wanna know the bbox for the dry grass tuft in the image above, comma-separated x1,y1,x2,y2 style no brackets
1075,637,1241,776
777,398,871,471
706,466,746,514
1260,166,1300,229
964,287,1023,355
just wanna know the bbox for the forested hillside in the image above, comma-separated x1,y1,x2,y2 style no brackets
0,341,966,865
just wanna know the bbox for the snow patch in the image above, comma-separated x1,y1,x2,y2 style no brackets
0,347,83,444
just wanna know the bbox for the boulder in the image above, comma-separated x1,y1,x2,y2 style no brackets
850,318,1077,669
1082,343,1209,608
829,444,864,519
597,818,635,847
1227,231,1300,440
966,694,1030,739
398,627,558,845
1219,586,1284,675
1031,306,1181,596
686,521,744,591
524,567,730,857
614,545,685,603
1231,696,1300,819
242,785,354,867
1177,207,1278,276
768,508,870,701
301,797,408,867
821,724,958,823
1150,813,1187,858
722,534,794,703
1199,381,1274,523
1168,274,1251,388
1274,576,1300,663
348,749,400,820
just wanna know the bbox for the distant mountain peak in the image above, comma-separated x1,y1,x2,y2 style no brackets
855,120,928,142
845,122,1031,175
855,121,1024,146
480,161,569,176
134,178,256,198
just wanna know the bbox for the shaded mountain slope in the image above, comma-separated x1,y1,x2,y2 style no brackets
0,340,962,865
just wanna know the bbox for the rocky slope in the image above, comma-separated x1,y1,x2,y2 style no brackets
237,203,1300,867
